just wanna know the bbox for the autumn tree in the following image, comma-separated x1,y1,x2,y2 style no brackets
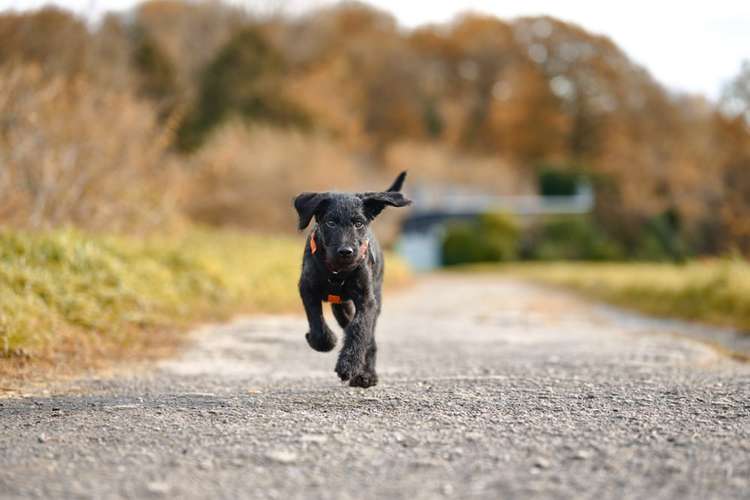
131,26,180,119
176,26,310,151
133,0,247,101
721,60,750,127
0,7,90,75
716,61,750,253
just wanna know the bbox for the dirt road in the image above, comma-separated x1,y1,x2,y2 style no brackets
1,276,748,499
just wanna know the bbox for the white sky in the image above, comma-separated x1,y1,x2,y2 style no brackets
4,0,750,100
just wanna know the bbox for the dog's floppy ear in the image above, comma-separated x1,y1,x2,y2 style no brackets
293,192,330,230
358,191,412,220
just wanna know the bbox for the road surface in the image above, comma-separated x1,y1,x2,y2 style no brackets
1,276,749,499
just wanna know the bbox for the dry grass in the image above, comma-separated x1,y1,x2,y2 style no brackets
181,121,416,247
0,227,412,388
183,122,365,231
508,260,750,333
383,140,532,195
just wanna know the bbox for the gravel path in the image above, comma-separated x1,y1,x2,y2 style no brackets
1,275,749,499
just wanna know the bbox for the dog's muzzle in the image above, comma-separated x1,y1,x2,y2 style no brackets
310,232,369,273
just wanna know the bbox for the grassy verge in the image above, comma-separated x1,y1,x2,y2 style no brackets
0,228,412,386
498,260,750,333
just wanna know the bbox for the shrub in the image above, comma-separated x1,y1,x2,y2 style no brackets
442,213,520,266
633,210,689,262
0,64,183,233
183,122,362,231
537,166,583,196
526,216,624,261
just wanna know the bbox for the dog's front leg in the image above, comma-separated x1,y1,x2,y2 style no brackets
300,281,337,352
345,338,378,388
335,294,377,387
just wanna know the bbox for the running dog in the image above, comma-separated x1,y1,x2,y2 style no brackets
293,172,411,388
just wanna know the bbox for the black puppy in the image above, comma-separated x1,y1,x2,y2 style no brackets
294,172,411,388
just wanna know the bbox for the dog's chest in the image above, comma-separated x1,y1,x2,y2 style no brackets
323,276,346,304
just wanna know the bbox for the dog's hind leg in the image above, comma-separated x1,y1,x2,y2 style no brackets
338,290,381,388
331,301,355,329
334,293,375,384
349,285,381,387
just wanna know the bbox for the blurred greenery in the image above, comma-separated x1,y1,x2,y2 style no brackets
537,166,583,196
442,213,520,266
524,216,624,261
633,210,688,262
443,209,692,265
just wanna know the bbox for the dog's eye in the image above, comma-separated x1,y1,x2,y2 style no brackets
325,220,336,228
353,221,364,228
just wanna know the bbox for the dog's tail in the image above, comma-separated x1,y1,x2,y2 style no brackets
386,171,407,192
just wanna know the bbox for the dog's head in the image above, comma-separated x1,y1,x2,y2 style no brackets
294,174,411,272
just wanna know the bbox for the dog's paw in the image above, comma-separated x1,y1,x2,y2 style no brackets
305,326,337,352
349,370,378,388
334,351,364,382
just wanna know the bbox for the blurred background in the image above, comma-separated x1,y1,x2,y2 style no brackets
1,0,750,267
3,0,750,376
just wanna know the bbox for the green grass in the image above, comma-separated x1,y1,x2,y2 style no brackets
0,228,412,363
505,260,750,333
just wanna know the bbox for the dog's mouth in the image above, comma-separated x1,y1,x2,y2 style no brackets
327,255,360,273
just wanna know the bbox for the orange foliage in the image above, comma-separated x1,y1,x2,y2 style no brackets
0,1,749,253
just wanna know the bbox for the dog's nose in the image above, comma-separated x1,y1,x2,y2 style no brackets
337,247,354,257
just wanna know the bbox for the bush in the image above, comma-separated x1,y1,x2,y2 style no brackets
0,64,182,233
537,166,583,196
183,122,362,231
633,210,688,262
442,213,520,266
525,216,624,261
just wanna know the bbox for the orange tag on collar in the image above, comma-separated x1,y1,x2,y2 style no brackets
326,294,342,304
310,233,317,254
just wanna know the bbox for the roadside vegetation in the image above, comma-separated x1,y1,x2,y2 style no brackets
441,204,749,333
0,228,411,383
508,260,750,333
